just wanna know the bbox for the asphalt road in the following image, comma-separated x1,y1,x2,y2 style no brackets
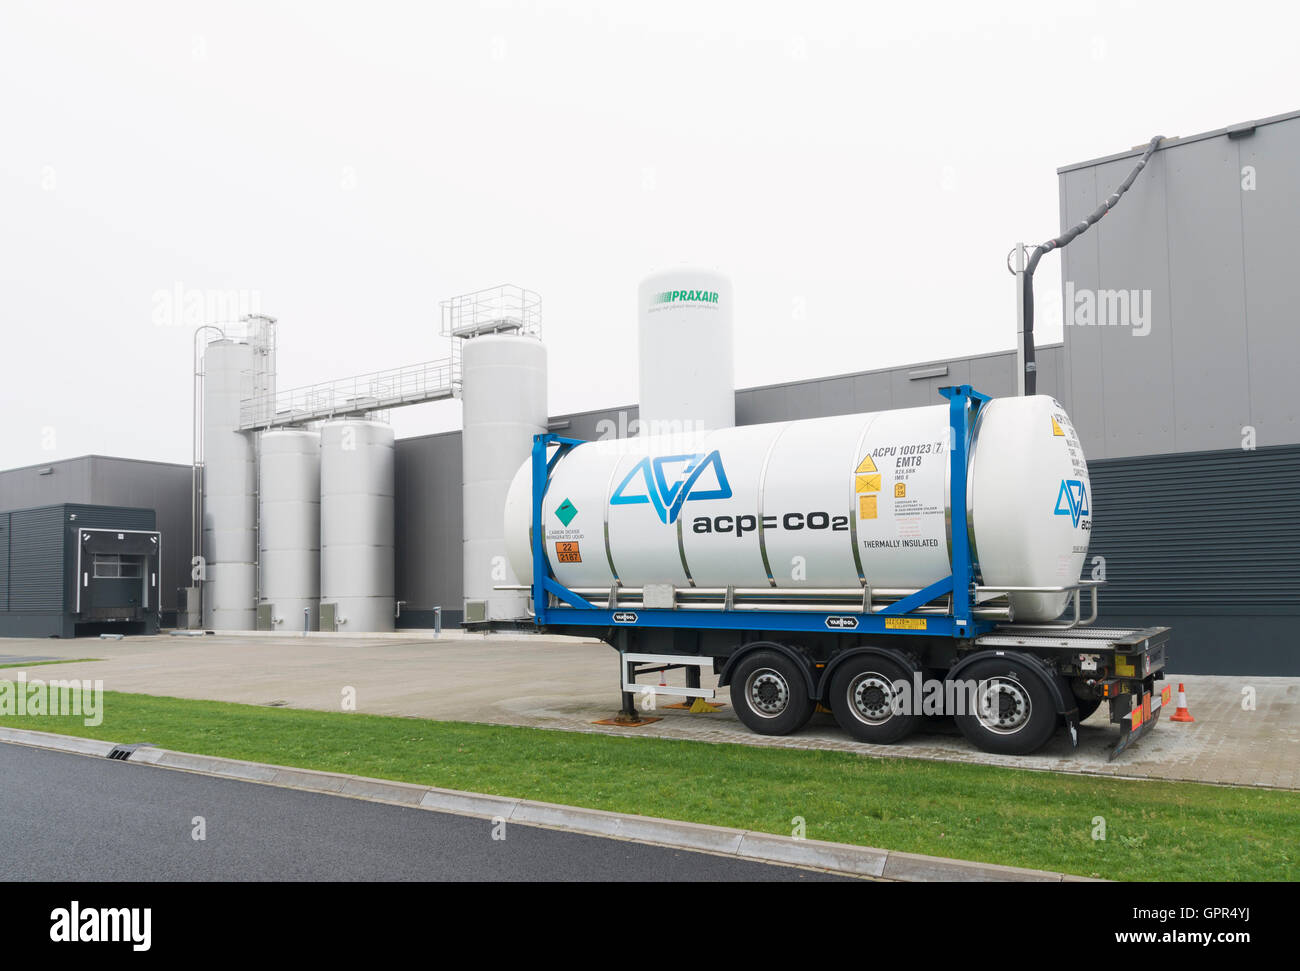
0,742,849,881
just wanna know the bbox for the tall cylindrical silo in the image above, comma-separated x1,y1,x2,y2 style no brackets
259,429,321,630
637,266,735,435
202,338,257,629
320,419,395,632
461,333,548,623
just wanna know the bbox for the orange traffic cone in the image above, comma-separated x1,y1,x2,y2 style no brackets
1169,683,1195,723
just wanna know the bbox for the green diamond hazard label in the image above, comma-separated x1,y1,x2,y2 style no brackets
554,498,578,526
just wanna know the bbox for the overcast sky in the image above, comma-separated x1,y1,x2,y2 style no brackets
2,1,1295,469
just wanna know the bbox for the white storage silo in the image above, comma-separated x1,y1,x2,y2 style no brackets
461,333,548,623
319,419,395,632
258,429,321,630
637,266,735,435
202,338,258,629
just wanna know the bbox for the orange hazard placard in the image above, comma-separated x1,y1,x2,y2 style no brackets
555,541,582,563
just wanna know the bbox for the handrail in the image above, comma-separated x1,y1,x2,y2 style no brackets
975,580,1103,630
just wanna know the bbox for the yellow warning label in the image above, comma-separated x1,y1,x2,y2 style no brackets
885,618,927,631
858,495,877,519
1115,657,1136,677
894,482,906,498
855,455,877,474
1051,417,1065,437
855,473,881,493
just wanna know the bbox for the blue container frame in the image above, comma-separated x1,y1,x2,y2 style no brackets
529,385,994,641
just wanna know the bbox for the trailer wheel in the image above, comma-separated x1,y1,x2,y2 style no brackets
730,650,814,736
1074,697,1102,721
828,655,920,744
953,658,1057,755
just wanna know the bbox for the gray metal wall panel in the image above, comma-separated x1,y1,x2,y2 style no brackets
969,351,1016,400
1101,614,1297,676
1164,134,1251,452
1059,112,1300,458
6,505,64,611
814,375,858,419
1087,445,1299,616
1060,165,1107,457
0,513,8,611
394,432,463,621
893,359,972,410
1091,152,1175,457
851,371,895,413
1239,119,1300,448
0,457,93,510
735,388,785,425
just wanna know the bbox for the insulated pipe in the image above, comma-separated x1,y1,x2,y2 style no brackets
1017,135,1163,395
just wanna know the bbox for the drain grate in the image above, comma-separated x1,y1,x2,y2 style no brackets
105,742,154,761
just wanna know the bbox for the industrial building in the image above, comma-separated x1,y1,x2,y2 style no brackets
1,110,1297,674
0,503,161,638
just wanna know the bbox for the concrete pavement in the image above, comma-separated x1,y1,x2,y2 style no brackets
1,631,1296,789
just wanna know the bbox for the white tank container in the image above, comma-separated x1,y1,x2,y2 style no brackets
320,419,395,632
202,339,257,629
461,333,548,622
259,429,321,630
638,267,734,434
504,395,1091,624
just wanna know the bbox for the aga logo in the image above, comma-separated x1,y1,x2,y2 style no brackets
1054,479,1090,527
610,451,732,525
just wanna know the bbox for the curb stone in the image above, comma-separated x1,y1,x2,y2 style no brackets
0,725,1101,882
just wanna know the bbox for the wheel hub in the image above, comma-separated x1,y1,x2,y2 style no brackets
746,669,790,718
976,677,1032,734
849,673,898,725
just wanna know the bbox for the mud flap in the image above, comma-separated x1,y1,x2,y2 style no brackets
1110,701,1161,761
1063,709,1080,750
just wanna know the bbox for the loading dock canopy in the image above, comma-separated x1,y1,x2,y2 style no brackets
79,530,159,556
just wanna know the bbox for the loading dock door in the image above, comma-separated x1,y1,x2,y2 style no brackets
76,529,161,615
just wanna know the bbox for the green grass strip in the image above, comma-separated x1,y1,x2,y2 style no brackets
0,658,99,669
0,686,1293,880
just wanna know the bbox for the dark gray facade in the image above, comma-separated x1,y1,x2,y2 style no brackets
1086,445,1300,675
393,430,463,630
0,456,191,622
0,503,160,638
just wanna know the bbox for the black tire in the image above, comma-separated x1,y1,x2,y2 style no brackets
953,658,1058,755
828,655,921,744
1074,696,1102,721
729,650,814,736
